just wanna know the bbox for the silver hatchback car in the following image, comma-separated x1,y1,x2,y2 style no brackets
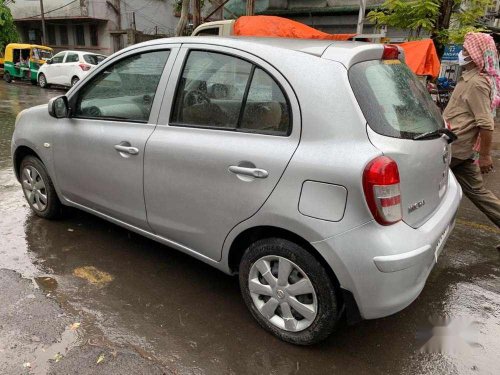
12,37,461,345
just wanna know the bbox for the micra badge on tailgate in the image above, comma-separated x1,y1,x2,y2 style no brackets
408,200,426,214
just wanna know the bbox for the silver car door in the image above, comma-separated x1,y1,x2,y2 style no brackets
53,45,180,230
144,45,301,260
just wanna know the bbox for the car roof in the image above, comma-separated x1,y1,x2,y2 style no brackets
122,36,378,58
57,50,102,56
116,36,386,68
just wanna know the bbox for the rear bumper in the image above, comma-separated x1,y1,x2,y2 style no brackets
312,171,462,319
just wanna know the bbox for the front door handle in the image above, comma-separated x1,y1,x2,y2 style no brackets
114,143,139,155
229,166,268,179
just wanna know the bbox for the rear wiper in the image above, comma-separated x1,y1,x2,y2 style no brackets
413,128,457,144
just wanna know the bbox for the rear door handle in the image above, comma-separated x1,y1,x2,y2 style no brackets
114,144,139,155
228,166,268,178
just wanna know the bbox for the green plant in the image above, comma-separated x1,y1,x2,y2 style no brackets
368,0,493,54
0,0,18,52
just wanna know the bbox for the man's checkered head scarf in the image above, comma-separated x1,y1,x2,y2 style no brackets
463,32,500,110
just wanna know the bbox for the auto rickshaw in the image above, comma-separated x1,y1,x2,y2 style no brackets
2,43,53,84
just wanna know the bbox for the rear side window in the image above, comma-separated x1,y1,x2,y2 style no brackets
240,68,290,135
171,50,291,136
84,54,106,65
65,53,79,63
349,60,444,139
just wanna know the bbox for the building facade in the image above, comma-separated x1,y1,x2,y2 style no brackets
7,0,179,56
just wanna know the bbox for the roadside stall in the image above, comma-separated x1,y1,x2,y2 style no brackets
3,43,53,85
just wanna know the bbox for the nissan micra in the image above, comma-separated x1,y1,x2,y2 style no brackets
11,37,461,345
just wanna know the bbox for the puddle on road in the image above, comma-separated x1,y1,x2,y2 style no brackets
35,276,59,292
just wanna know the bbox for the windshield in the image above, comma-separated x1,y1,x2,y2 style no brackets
84,54,107,65
32,48,53,61
349,60,444,139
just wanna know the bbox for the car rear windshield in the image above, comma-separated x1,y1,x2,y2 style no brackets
83,54,106,65
349,60,444,139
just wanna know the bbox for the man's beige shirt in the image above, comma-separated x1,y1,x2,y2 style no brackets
443,67,495,160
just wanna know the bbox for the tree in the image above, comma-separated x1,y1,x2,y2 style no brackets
0,0,18,52
175,0,191,36
368,0,493,56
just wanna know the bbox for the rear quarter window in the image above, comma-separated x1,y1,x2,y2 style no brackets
84,54,106,65
349,60,444,139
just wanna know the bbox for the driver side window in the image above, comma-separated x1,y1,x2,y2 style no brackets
51,53,65,64
73,50,170,123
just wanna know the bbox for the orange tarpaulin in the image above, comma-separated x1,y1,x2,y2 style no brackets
399,39,441,78
234,16,355,41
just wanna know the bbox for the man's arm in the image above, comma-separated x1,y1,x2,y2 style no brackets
479,129,494,173
466,79,495,173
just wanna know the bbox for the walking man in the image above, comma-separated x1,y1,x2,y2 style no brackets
443,32,500,229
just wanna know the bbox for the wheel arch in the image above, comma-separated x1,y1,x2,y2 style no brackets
228,226,340,287
13,146,42,182
227,225,362,324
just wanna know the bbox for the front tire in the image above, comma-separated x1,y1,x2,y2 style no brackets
20,156,62,219
71,76,79,87
38,73,49,88
239,238,339,345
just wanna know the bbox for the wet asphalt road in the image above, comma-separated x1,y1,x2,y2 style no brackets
0,80,499,375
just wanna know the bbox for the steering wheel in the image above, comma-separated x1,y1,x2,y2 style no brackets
184,90,211,107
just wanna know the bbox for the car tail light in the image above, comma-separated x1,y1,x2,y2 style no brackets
382,45,399,60
79,63,91,71
363,156,403,225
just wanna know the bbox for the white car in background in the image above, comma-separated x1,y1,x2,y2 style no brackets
38,50,106,88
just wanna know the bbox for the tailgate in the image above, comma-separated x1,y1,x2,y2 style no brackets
367,128,450,227
349,59,449,228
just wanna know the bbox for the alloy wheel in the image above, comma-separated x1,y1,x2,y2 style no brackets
22,166,48,211
248,255,318,332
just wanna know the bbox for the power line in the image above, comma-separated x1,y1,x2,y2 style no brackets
24,0,79,19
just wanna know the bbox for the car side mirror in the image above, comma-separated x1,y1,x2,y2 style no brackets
46,59,52,65
48,96,69,118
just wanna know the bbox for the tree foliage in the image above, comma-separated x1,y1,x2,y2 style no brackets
368,0,493,43
0,0,18,52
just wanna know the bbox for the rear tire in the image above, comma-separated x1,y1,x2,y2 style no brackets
4,72,11,83
38,73,49,88
239,238,339,345
20,156,62,219
31,79,37,85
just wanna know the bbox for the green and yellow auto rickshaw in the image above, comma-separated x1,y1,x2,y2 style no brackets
3,43,53,84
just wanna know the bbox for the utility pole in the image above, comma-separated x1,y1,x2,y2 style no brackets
132,12,136,30
356,0,366,34
246,0,255,16
39,0,47,44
